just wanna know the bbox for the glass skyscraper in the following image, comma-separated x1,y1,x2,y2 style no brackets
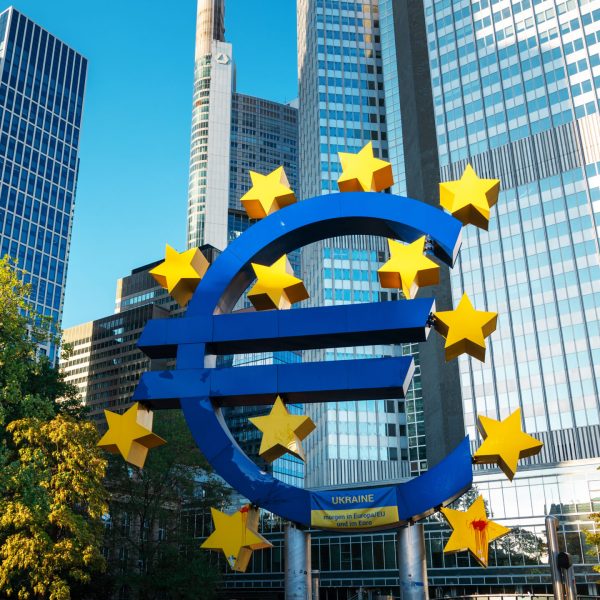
422,0,600,592
297,0,462,491
297,0,412,487
425,0,600,462
0,7,87,360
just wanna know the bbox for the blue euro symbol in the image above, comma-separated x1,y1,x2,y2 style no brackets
134,192,473,529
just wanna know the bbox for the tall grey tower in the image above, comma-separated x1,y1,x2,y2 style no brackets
194,0,224,57
184,0,301,487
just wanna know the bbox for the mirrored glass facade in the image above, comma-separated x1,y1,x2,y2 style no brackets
422,0,600,591
298,0,418,488
0,7,87,360
424,0,600,459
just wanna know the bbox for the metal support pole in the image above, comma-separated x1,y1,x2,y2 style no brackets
312,569,320,600
398,523,428,600
284,522,311,600
564,565,578,600
545,516,564,600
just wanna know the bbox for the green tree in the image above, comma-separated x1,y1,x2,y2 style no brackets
0,256,108,599
95,410,229,600
584,512,600,573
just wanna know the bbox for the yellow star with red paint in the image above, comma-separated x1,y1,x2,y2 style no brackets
439,164,500,230
433,293,497,362
378,236,440,299
337,142,394,192
240,166,296,219
201,506,272,572
441,495,510,568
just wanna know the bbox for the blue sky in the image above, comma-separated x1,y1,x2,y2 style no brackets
5,0,298,327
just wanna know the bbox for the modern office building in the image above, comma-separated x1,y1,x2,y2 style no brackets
187,0,298,251
61,302,170,424
216,0,600,598
421,0,600,592
183,0,304,486
61,259,176,424
0,7,88,361
228,93,298,244
297,0,462,487
297,0,414,488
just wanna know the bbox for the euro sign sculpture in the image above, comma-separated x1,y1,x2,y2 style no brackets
133,191,474,529
99,154,544,571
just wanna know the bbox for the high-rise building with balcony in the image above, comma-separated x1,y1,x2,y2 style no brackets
0,7,88,361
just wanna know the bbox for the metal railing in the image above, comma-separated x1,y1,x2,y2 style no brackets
342,595,600,600
343,596,600,600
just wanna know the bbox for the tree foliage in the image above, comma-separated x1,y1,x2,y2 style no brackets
584,512,600,573
0,256,108,599
94,410,230,600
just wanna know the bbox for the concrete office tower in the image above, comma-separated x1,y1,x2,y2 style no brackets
297,0,462,488
0,8,87,361
61,303,170,423
422,0,600,592
61,259,178,423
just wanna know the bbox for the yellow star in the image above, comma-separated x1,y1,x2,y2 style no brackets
377,237,440,299
247,255,309,311
441,496,510,568
433,293,497,362
240,166,296,219
149,244,209,307
249,397,316,463
439,164,500,230
337,142,394,192
201,506,272,572
473,408,543,481
97,403,166,468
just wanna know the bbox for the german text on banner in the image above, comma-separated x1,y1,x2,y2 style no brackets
310,486,399,530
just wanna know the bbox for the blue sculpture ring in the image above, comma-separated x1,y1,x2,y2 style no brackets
134,192,473,530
